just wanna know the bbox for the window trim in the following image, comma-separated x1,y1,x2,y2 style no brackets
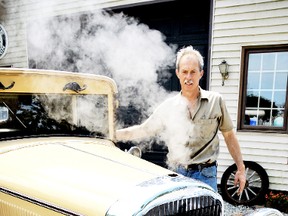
238,44,288,133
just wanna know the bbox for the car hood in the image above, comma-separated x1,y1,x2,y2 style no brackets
0,137,174,215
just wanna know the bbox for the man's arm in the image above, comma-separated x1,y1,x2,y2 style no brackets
116,124,151,141
116,105,164,142
222,129,246,194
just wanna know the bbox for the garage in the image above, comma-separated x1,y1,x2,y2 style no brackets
112,0,212,167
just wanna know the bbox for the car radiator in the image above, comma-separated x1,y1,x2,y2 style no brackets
143,195,222,216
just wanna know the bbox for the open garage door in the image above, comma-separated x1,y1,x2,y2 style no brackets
113,0,212,168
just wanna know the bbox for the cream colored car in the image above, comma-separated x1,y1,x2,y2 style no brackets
0,68,224,215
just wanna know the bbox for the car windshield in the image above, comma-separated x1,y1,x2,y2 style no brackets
0,93,109,139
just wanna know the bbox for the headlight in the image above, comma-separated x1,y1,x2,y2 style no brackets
126,146,142,158
106,175,223,216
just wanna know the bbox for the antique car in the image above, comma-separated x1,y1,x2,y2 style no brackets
0,68,224,215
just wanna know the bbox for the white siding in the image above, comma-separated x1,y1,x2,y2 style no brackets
211,0,288,190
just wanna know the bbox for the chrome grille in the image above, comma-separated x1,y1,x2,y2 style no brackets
144,195,222,216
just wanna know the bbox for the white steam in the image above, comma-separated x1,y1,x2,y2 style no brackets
25,5,199,170
27,10,177,128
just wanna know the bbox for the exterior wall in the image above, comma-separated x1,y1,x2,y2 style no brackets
0,0,155,67
211,0,288,190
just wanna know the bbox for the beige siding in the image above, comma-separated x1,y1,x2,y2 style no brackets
211,0,288,190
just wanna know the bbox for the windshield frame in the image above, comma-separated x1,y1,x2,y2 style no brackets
0,68,118,141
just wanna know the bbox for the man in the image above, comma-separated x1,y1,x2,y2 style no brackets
116,45,246,193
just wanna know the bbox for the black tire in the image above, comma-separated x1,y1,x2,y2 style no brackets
220,161,269,206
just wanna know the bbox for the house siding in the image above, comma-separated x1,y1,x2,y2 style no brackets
211,0,288,190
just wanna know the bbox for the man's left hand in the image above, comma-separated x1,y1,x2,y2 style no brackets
234,169,246,195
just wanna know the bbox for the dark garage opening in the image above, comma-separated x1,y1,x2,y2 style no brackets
113,0,212,168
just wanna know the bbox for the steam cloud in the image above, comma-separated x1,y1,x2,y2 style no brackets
23,4,203,170
27,9,177,129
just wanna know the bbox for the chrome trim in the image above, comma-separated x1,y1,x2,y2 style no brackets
106,175,223,216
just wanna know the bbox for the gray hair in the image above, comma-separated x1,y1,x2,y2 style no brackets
176,46,204,71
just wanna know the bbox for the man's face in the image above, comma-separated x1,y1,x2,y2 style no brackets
176,54,203,92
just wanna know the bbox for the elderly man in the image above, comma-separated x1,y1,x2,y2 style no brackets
116,45,246,193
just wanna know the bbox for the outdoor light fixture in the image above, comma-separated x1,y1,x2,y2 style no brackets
218,60,229,86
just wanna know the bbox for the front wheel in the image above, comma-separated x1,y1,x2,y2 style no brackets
220,161,269,206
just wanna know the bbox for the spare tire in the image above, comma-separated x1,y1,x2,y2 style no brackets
220,161,269,206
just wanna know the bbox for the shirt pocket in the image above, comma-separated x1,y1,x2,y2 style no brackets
194,118,219,140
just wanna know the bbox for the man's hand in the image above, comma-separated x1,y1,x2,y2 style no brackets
222,130,246,195
234,168,246,195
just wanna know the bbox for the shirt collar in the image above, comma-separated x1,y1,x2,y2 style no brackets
178,87,209,101
199,87,209,100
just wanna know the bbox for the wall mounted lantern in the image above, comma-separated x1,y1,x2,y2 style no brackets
218,60,229,86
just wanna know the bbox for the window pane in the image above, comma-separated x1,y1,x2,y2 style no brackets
273,110,284,127
276,52,288,70
262,110,272,126
248,53,261,71
274,91,286,108
275,72,288,89
247,72,260,89
262,53,275,70
261,72,274,89
247,90,259,98
246,95,258,108
259,91,272,108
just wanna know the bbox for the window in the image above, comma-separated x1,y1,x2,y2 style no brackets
0,93,109,138
238,45,288,133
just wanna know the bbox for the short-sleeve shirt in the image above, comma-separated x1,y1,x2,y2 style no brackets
127,88,234,169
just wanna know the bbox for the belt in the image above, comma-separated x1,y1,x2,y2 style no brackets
186,161,217,171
